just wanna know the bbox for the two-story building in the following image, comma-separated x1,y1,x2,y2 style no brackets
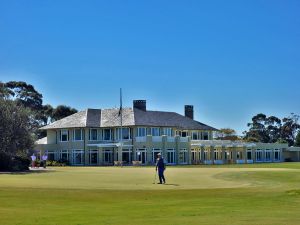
35,100,295,165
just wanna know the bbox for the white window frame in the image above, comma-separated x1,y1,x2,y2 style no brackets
274,149,281,161
136,148,147,164
71,149,84,165
191,131,199,140
60,129,69,142
89,129,98,141
88,149,98,165
102,129,112,141
265,149,272,162
117,127,131,140
166,148,176,164
151,127,160,137
73,129,83,141
137,127,147,137
59,150,69,162
256,149,263,162
179,148,188,164
162,128,173,137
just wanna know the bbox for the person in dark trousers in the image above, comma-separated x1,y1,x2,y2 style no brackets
156,153,166,184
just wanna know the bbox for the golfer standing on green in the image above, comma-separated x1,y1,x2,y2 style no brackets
156,153,166,184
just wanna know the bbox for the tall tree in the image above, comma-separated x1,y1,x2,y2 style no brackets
281,113,300,146
215,128,240,141
295,131,300,147
52,105,78,121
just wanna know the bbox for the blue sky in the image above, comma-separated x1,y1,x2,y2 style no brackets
0,0,299,134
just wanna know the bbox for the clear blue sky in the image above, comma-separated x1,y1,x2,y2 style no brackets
0,0,299,134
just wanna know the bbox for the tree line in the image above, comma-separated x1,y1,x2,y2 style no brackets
217,113,300,147
0,81,78,171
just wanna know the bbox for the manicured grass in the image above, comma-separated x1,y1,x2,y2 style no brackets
1,163,300,225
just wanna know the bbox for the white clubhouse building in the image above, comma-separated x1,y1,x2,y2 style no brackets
35,100,300,165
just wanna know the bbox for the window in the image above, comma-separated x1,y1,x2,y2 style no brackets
247,150,252,160
137,127,146,137
89,129,98,141
192,131,199,140
89,150,98,165
162,128,173,137
181,131,187,137
204,151,208,160
265,149,272,161
60,129,68,142
103,129,111,140
117,128,130,140
256,149,263,161
151,127,160,136
179,149,187,164
167,149,175,164
59,150,69,162
136,149,147,164
203,132,209,140
103,150,113,164
274,149,280,161
73,129,83,141
72,150,84,165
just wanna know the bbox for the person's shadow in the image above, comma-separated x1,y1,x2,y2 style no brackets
163,184,180,186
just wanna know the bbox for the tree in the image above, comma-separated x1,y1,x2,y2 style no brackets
215,128,241,141
4,81,43,110
52,105,78,121
281,113,300,146
244,113,300,146
0,99,36,171
295,132,300,147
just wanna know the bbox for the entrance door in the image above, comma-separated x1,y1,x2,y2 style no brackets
167,149,175,164
136,149,147,164
103,150,113,164
72,150,84,165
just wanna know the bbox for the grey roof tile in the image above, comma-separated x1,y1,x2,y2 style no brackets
40,107,217,131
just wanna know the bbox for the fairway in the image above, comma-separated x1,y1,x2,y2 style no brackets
1,163,300,225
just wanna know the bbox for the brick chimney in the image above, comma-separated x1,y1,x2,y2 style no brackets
184,105,194,119
133,100,146,111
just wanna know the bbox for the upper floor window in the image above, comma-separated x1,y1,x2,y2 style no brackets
73,129,83,141
192,131,199,140
89,129,98,141
137,127,146,137
60,129,68,142
103,129,112,141
203,131,209,140
162,128,173,137
117,128,130,140
181,131,188,137
151,127,160,136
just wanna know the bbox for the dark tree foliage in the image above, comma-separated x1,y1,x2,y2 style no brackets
0,99,36,171
52,105,78,121
295,132,300,147
244,113,300,146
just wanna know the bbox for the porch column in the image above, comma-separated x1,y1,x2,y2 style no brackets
98,148,103,165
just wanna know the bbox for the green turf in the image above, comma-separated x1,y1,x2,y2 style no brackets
1,163,300,225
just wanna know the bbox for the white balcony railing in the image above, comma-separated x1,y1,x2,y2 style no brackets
135,136,146,142
167,137,175,142
152,136,162,142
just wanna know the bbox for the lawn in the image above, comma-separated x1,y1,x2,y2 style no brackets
0,163,300,225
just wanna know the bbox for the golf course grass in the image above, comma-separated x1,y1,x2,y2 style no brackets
1,163,300,225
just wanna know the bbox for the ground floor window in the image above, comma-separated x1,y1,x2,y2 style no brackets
203,151,208,160
122,149,132,164
167,149,175,164
103,150,113,164
136,149,147,164
191,150,197,163
247,150,252,160
152,149,162,163
214,150,221,160
236,151,243,160
274,149,281,161
179,149,187,164
47,151,56,161
256,150,263,162
265,150,272,162
58,150,69,163
89,150,98,165
72,150,84,165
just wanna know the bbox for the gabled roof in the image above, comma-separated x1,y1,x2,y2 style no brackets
40,107,218,131
134,108,217,130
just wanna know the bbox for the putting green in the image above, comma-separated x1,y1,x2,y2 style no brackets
0,167,297,190
1,163,300,225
